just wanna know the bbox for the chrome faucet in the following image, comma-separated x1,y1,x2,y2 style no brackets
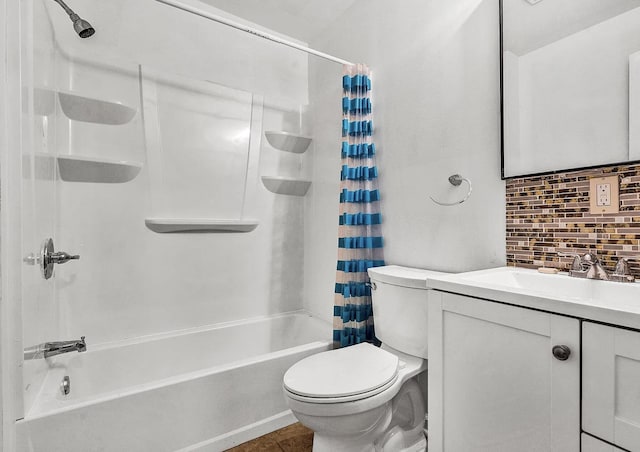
558,251,636,283
582,252,610,280
24,336,86,360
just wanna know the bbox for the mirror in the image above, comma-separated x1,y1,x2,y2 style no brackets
501,0,640,178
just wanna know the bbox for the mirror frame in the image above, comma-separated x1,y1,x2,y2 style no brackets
499,0,640,180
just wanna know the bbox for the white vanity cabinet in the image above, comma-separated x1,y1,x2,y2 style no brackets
428,291,581,452
583,322,640,451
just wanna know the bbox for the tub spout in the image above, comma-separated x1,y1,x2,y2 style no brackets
24,336,86,360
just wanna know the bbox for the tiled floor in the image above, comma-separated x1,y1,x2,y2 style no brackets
226,423,313,452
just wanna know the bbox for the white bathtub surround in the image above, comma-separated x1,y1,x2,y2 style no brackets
17,0,313,420
17,313,331,451
28,0,312,339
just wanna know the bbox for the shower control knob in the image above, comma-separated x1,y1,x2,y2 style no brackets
49,251,80,264
552,345,571,361
39,238,80,280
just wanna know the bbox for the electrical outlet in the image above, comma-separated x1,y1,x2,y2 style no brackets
590,175,619,214
596,183,611,206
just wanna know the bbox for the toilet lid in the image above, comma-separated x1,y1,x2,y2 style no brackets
283,343,399,399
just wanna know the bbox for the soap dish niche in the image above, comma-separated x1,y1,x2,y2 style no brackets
264,131,312,154
261,176,311,196
33,88,137,125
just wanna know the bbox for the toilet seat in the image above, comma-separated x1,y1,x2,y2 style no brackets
285,373,399,404
283,343,399,404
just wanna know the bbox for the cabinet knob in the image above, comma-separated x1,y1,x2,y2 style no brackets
552,345,571,361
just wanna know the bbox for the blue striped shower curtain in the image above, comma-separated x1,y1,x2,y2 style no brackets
333,64,385,348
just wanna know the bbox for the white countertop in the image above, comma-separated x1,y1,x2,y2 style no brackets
425,267,640,331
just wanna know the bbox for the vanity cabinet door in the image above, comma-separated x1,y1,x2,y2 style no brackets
582,434,627,452
428,292,580,452
583,322,640,451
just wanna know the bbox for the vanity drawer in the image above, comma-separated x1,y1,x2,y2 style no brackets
583,322,640,451
582,434,627,452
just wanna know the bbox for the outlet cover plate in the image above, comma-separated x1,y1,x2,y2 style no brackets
589,175,619,214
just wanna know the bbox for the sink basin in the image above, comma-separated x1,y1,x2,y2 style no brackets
426,266,640,316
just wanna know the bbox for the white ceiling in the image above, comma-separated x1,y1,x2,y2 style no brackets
199,0,359,43
504,0,640,55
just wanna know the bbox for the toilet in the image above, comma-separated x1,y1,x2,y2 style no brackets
283,265,443,452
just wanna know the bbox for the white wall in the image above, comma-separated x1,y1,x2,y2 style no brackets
41,0,310,346
305,0,506,322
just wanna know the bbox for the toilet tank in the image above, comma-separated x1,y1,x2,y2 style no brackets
368,265,446,359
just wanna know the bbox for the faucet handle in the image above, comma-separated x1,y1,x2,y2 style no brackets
614,257,640,276
558,252,583,271
49,251,80,264
582,251,599,264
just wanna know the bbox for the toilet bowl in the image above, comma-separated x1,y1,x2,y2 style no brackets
283,265,444,452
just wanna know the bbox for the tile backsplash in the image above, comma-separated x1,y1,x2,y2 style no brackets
506,164,640,276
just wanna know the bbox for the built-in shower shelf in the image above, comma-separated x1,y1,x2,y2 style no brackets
144,218,259,233
57,155,143,183
261,176,311,196
33,88,137,124
58,91,137,125
264,131,312,154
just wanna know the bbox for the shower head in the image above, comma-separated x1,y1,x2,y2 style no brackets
52,0,95,38
71,14,95,38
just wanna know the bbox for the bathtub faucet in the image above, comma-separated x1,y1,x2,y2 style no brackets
24,336,86,360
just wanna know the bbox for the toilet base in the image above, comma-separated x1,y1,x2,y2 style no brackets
407,435,428,452
293,378,427,452
377,428,427,452
312,429,426,452
301,402,392,452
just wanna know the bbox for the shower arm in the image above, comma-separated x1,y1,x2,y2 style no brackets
50,0,95,38
52,0,76,19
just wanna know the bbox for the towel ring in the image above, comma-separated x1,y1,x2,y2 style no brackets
429,174,472,206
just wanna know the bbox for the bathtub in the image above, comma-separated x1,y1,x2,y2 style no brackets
16,312,331,452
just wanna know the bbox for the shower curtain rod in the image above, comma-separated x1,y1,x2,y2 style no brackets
155,0,356,66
